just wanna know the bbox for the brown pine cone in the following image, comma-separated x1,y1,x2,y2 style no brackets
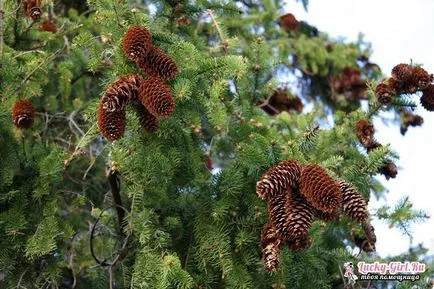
39,20,57,33
411,66,431,90
388,77,404,94
375,82,395,105
256,160,302,200
288,235,311,251
284,193,314,240
391,63,413,83
136,47,178,81
313,208,338,222
355,119,374,147
12,100,36,129
300,164,342,213
101,74,144,113
260,223,282,272
24,0,42,21
97,103,126,141
379,160,398,180
267,190,290,239
354,223,377,252
366,140,382,153
421,84,434,111
139,76,176,118
132,102,160,133
339,180,368,223
122,25,153,61
280,13,300,32
400,111,423,135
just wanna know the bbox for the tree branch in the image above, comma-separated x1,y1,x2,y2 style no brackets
107,168,125,235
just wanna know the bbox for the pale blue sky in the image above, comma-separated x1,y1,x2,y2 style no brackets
285,0,434,257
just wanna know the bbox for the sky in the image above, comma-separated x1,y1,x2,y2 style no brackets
285,0,434,257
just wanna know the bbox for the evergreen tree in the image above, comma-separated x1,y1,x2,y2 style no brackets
0,0,433,288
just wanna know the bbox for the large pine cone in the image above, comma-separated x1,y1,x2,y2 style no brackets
339,180,368,223
97,104,126,141
300,164,342,213
12,100,36,129
256,160,302,200
101,74,144,112
313,208,338,222
122,26,153,61
284,193,314,240
421,84,434,111
139,76,176,118
267,190,290,239
132,102,160,133
136,47,178,81
260,223,282,272
287,235,311,251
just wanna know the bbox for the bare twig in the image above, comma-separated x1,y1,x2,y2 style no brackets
0,0,4,55
107,168,125,235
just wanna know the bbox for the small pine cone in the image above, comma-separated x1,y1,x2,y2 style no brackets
24,0,42,21
256,160,302,200
388,77,404,94
420,84,434,111
300,164,342,213
313,208,338,222
284,193,314,240
12,100,36,129
97,103,126,141
122,25,153,61
338,181,368,223
379,160,397,180
101,74,144,112
375,83,395,105
279,13,300,31
411,67,431,90
136,47,178,81
288,235,311,251
132,102,160,133
139,76,176,118
355,119,374,147
366,140,382,153
355,223,377,252
391,63,413,83
39,20,57,33
260,223,282,272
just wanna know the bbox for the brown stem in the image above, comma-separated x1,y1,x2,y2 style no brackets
107,168,125,235
0,0,4,55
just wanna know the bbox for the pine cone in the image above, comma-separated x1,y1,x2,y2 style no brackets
300,164,342,213
289,95,304,113
339,180,368,223
267,191,290,239
24,0,42,21
284,193,314,239
101,74,144,113
256,160,302,200
139,76,176,118
391,63,413,83
354,223,377,252
313,208,338,222
375,82,395,105
379,160,397,180
411,66,431,90
400,111,423,135
136,47,178,81
132,102,160,133
12,100,36,129
388,77,404,94
288,235,311,251
39,20,57,33
355,119,374,147
97,103,126,141
122,25,153,61
366,140,382,153
421,84,434,111
280,13,300,32
260,223,282,272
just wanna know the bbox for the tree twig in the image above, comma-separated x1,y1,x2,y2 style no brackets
107,168,126,235
0,0,4,55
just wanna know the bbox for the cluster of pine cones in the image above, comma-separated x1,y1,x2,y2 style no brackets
23,0,57,33
260,90,303,115
330,67,367,102
257,160,371,271
375,63,434,109
97,26,178,141
355,119,397,179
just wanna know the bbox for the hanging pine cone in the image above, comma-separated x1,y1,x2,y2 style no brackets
139,76,176,118
366,140,382,153
12,100,36,129
400,111,424,135
260,223,282,272
24,0,42,21
122,25,153,61
280,13,300,32
313,208,338,222
338,180,368,223
132,102,160,133
420,84,434,111
355,119,375,148
97,104,126,141
136,47,178,81
379,160,398,180
410,66,431,90
375,82,395,105
354,223,377,252
101,74,144,113
256,160,302,200
300,164,342,213
287,235,311,251
261,91,304,115
267,190,290,239
284,192,314,240
388,77,404,95
39,19,57,33
391,63,413,83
